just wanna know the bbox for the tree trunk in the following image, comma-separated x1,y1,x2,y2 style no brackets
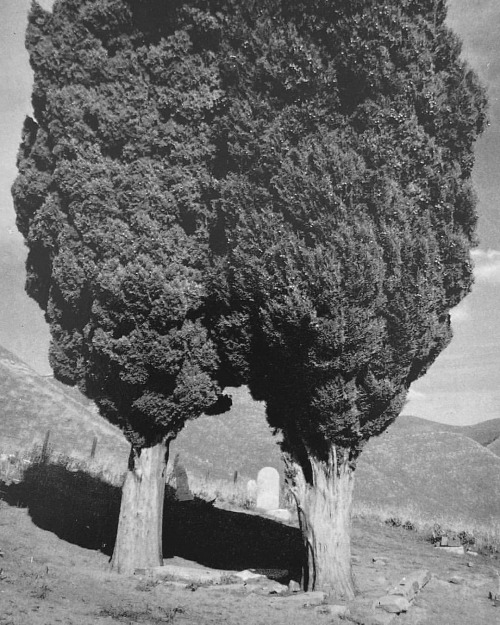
110,439,168,574
287,446,355,600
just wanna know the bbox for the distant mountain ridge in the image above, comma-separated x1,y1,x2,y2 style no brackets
1,345,499,525
390,413,500,448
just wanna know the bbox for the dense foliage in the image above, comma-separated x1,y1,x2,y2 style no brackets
204,0,487,466
14,0,486,469
13,0,234,447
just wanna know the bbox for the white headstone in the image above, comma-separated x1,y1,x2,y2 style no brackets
246,479,257,500
256,467,280,510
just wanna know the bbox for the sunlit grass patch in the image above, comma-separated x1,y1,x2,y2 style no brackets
353,500,500,554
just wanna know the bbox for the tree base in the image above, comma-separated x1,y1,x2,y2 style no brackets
110,441,168,574
287,447,355,600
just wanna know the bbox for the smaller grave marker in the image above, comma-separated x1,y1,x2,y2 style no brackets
173,455,193,502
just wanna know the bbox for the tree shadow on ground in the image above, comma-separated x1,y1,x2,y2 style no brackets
0,461,303,582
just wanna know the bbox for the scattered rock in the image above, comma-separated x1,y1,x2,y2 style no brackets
489,591,500,607
449,577,466,585
489,572,500,606
288,580,301,593
375,595,411,614
244,579,288,596
467,562,474,568
234,570,265,582
372,557,389,566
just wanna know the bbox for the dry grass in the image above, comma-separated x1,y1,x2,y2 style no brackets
352,500,500,554
0,443,125,488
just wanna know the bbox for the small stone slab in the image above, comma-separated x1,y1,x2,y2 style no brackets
135,564,235,585
434,545,465,555
234,569,265,582
288,580,301,593
375,595,411,614
387,569,431,601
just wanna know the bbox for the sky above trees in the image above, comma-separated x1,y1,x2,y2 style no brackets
1,0,500,425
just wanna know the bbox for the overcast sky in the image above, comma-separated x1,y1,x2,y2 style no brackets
1,0,500,425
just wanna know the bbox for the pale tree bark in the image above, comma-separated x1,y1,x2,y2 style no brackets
286,445,355,600
110,439,169,574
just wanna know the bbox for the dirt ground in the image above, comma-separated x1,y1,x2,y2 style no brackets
0,497,499,625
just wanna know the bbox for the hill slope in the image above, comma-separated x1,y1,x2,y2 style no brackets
391,414,500,448
0,345,128,471
356,429,500,524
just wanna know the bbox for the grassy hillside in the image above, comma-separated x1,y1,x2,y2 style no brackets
488,436,500,457
0,345,128,473
356,429,500,525
170,386,282,481
391,414,500,448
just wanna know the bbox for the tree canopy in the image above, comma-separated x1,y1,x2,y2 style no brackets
205,0,487,463
13,0,235,448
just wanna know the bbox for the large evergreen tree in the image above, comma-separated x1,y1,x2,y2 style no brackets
206,0,487,598
12,0,231,573
14,0,486,593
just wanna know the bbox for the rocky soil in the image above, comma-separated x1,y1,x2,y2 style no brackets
0,498,499,625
